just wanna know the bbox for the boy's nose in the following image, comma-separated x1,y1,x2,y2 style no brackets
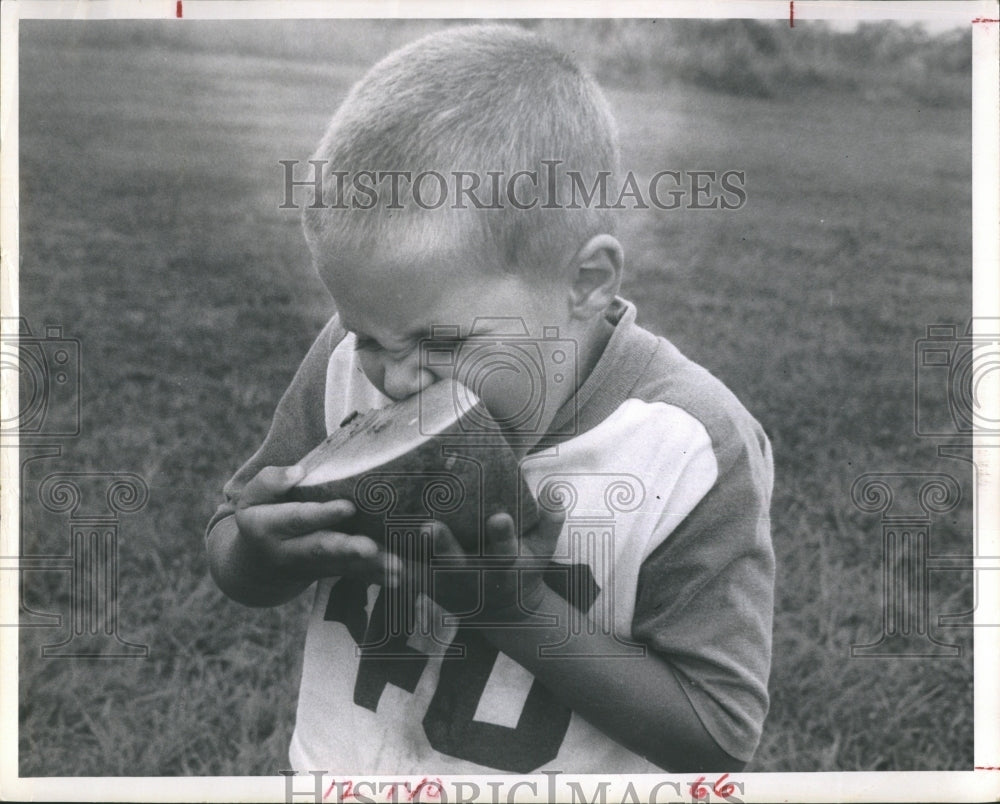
381,355,436,401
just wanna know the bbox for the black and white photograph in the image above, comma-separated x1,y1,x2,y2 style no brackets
1,2,997,801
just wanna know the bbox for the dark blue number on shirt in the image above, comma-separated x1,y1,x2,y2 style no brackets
323,564,600,773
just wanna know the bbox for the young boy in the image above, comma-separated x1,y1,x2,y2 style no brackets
207,25,774,775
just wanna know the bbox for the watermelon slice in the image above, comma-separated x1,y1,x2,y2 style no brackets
290,379,538,553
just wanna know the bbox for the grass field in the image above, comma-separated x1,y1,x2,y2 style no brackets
15,21,973,775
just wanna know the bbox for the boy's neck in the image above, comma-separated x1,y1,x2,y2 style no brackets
511,309,617,457
575,311,617,393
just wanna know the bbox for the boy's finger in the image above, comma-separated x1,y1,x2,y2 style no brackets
537,502,565,538
380,552,403,588
238,499,357,539
485,512,517,556
277,531,387,577
275,500,358,538
528,510,563,556
423,520,463,558
238,465,305,508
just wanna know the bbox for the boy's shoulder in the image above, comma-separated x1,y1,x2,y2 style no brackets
633,324,770,464
564,298,770,473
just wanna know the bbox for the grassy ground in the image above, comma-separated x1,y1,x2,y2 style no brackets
16,22,973,775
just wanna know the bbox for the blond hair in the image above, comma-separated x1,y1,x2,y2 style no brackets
303,24,620,277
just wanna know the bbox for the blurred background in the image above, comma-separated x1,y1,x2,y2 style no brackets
16,19,973,774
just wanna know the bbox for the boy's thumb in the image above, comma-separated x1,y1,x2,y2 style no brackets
238,465,304,508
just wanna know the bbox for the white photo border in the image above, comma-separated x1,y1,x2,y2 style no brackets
2,1,997,801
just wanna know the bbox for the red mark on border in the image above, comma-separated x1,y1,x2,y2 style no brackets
789,1,795,27
324,779,357,800
972,18,999,23
976,765,1000,770
690,774,737,800
176,0,183,18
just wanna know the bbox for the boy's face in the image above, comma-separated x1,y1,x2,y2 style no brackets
319,230,581,436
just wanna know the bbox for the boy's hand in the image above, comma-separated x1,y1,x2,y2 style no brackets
408,493,565,620
233,465,398,586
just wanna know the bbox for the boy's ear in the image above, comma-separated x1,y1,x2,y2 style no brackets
567,234,624,319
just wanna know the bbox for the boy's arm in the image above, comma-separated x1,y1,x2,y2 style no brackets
428,417,774,771
206,315,355,606
207,492,311,607
626,423,775,767
484,585,746,772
